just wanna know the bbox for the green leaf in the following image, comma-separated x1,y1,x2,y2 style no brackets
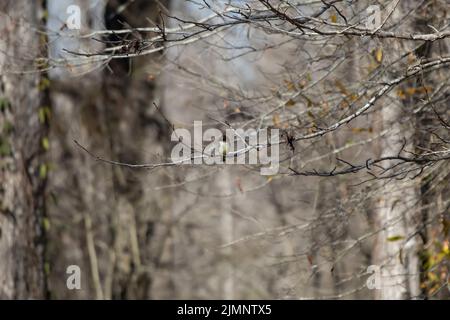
0,98,10,111
44,262,50,275
39,163,48,179
3,121,14,134
34,57,49,69
387,235,404,242
41,137,49,151
42,217,51,231
38,77,51,91
38,106,51,123
0,137,11,156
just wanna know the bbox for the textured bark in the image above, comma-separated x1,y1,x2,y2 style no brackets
0,0,48,299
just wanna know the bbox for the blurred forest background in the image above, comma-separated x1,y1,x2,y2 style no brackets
0,0,449,299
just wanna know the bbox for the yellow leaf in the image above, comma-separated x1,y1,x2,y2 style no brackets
442,241,449,255
351,127,366,133
428,271,438,282
286,81,296,91
285,99,296,107
374,48,383,63
418,86,433,94
335,80,349,96
330,14,337,23
396,89,407,100
406,87,416,96
41,10,49,20
272,114,281,127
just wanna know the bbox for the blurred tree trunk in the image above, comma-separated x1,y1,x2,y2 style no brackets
46,0,171,299
372,2,434,300
0,0,49,299
218,168,234,299
101,0,172,299
374,102,419,299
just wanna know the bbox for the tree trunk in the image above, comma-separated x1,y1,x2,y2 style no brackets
0,0,49,299
45,0,171,299
373,2,427,300
374,107,420,299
